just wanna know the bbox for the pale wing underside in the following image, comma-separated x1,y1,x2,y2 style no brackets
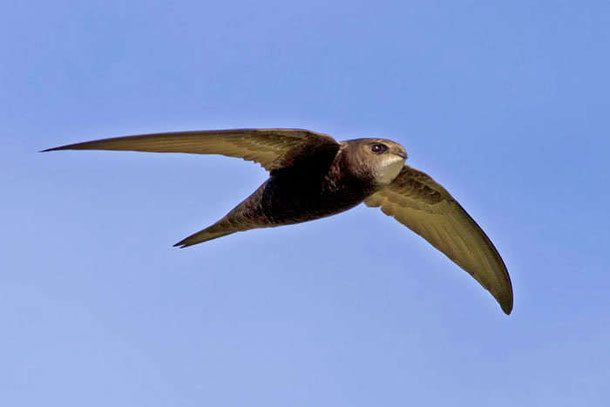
43,128,339,171
365,165,513,314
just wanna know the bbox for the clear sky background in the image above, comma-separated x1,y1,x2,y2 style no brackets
2,1,609,406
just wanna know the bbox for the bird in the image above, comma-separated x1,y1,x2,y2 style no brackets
44,128,513,314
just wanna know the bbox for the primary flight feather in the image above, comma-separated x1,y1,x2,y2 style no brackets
44,128,513,314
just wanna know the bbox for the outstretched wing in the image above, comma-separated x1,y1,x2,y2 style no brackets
43,128,340,171
365,165,513,314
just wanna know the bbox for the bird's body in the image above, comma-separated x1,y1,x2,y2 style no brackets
177,138,404,246
44,128,513,314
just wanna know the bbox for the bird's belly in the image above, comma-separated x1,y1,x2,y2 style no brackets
259,175,374,225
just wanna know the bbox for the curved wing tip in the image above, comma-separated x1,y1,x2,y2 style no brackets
498,279,514,315
42,144,75,152
500,299,513,315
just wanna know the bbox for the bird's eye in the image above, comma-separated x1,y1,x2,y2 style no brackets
371,143,388,154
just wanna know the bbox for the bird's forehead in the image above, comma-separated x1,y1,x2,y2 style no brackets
343,138,405,149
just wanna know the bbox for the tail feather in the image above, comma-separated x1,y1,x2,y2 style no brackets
175,180,270,248
173,224,238,248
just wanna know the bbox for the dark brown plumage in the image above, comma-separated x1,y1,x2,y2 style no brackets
44,128,513,314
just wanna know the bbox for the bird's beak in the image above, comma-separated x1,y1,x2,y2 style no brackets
395,151,407,159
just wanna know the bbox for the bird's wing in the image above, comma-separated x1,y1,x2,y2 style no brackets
365,165,513,314
43,128,340,171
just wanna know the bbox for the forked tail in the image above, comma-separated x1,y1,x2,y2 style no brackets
173,222,239,248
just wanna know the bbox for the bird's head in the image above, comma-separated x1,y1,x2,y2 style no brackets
342,138,407,185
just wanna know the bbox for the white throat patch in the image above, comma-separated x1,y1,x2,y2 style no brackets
374,155,405,185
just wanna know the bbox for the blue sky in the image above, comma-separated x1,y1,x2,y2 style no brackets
2,1,609,405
